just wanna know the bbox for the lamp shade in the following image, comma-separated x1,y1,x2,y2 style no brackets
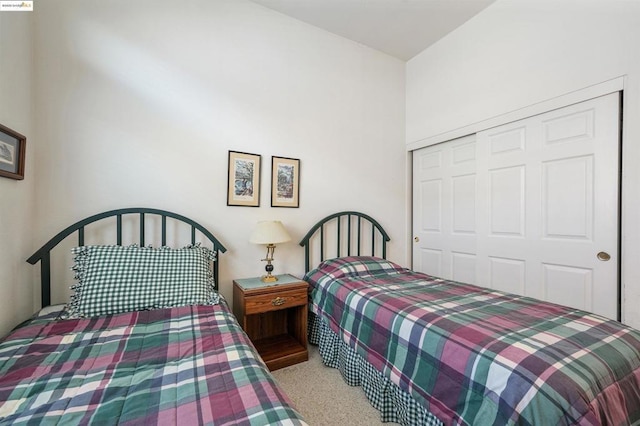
249,221,291,245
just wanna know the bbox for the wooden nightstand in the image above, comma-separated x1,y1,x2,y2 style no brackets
233,274,308,371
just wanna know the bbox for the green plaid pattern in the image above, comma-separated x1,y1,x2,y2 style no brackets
63,244,218,318
309,312,442,426
307,257,640,425
0,301,307,425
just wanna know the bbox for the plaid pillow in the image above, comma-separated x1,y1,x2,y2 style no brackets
62,244,218,319
311,256,407,281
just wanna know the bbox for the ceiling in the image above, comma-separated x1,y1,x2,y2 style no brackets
250,0,496,61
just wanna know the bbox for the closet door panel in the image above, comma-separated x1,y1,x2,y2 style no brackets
413,93,620,319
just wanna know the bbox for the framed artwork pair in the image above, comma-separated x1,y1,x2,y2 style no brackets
226,151,300,208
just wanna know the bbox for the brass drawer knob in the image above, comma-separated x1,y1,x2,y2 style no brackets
272,297,286,306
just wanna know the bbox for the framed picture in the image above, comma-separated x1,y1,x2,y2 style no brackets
227,151,261,207
271,156,300,208
0,123,26,180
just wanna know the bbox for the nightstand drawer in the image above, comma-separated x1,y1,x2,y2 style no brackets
244,289,307,315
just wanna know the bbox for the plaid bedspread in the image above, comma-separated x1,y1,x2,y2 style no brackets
0,300,307,425
306,256,640,425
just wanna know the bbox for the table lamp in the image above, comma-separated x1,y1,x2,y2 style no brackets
249,220,291,282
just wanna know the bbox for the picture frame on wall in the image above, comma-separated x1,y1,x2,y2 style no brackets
271,156,300,208
0,123,26,181
227,151,261,207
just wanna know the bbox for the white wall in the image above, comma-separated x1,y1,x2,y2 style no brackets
406,0,640,328
29,0,406,310
0,11,35,336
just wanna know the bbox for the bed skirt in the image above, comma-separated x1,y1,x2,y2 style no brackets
308,312,442,426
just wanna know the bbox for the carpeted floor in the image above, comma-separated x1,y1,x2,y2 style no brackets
271,345,397,425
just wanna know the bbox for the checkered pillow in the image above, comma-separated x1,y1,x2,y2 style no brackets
62,244,218,319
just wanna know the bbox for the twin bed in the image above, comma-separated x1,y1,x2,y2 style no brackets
0,208,306,425
1,208,639,425
301,212,640,425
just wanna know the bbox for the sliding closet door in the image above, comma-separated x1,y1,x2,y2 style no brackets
413,93,620,319
412,134,479,282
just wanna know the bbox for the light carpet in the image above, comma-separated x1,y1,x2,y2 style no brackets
271,345,397,426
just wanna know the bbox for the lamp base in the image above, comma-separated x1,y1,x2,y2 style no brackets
261,274,278,283
261,248,278,283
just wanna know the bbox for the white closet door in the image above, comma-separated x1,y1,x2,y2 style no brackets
413,93,620,319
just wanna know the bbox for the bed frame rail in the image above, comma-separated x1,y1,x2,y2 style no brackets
299,211,390,273
27,207,227,307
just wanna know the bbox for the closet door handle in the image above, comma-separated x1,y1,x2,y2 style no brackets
597,252,611,261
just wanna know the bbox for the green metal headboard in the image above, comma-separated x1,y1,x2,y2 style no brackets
299,211,391,273
27,207,227,307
